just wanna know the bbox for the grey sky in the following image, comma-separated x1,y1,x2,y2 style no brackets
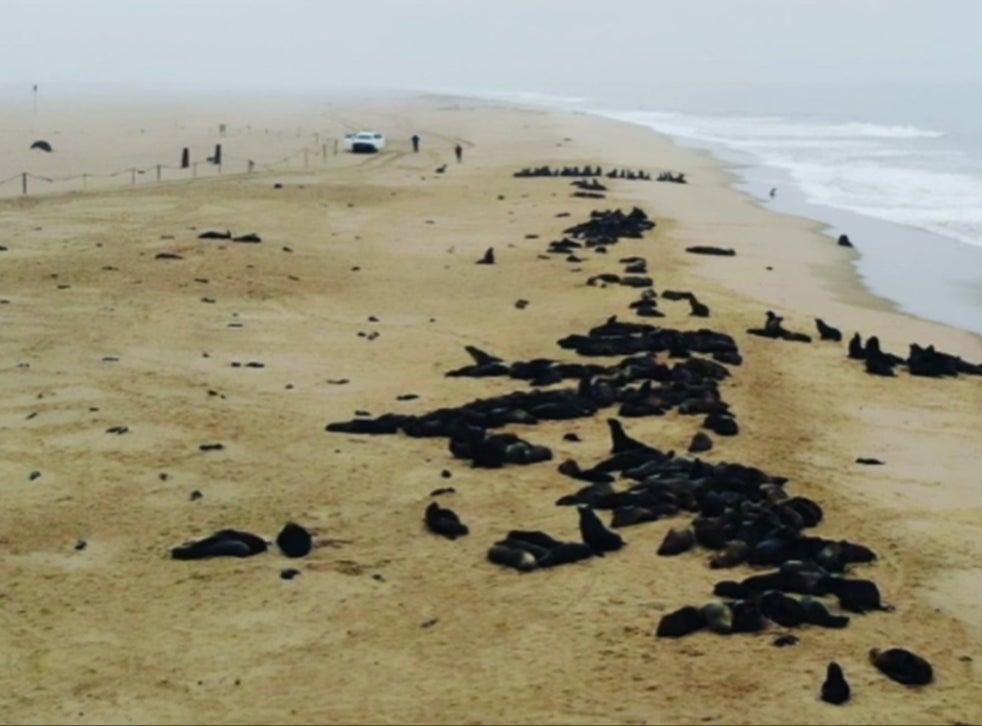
2,0,980,93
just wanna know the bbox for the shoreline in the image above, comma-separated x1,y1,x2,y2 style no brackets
667,132,982,335
4,86,980,335
0,93,979,724
597,111,982,336
441,90,982,335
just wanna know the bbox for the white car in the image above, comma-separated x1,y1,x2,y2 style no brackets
344,131,386,153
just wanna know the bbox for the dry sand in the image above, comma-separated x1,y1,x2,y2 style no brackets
0,94,979,725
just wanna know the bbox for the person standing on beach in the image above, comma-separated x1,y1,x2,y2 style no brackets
411,134,420,152
455,144,463,163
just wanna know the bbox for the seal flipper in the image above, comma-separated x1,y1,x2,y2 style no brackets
464,345,502,366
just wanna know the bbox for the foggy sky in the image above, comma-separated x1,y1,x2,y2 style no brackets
3,0,980,95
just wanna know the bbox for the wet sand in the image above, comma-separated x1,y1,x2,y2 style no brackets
0,94,979,725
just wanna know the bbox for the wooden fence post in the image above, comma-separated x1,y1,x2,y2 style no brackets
181,147,190,169
22,172,27,196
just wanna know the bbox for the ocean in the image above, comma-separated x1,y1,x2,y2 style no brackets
473,82,982,333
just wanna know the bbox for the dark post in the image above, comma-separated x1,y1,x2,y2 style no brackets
22,172,27,195
181,147,190,169
156,164,161,182
213,144,222,166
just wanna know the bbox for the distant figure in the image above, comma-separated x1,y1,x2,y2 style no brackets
769,187,777,198
411,134,420,152
455,144,463,163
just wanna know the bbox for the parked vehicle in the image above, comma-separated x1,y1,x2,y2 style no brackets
344,131,386,153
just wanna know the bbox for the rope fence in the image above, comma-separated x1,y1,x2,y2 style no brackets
0,135,344,198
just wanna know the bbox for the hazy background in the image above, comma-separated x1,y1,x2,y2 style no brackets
1,0,980,96
1,0,979,331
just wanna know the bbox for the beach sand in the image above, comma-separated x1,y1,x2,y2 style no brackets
0,94,979,725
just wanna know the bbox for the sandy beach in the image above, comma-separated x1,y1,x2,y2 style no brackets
0,94,979,725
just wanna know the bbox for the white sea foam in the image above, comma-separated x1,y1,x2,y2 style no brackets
450,88,982,250
600,109,982,249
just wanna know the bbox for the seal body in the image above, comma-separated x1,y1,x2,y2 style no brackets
870,648,933,686
821,662,850,704
171,529,267,560
425,502,469,539
276,522,313,558
577,506,624,552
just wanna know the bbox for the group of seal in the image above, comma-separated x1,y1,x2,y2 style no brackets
197,229,263,243
747,311,813,343
329,208,742,463
747,310,979,380
521,414,888,640
332,316,741,446
171,522,312,561
542,208,655,264
656,289,711,319
540,209,655,268
686,245,735,257
330,369,708,462
815,647,933,705
561,207,656,248
571,179,606,192
514,165,652,180
656,171,686,183
849,332,982,378
488,505,625,572
327,200,939,705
